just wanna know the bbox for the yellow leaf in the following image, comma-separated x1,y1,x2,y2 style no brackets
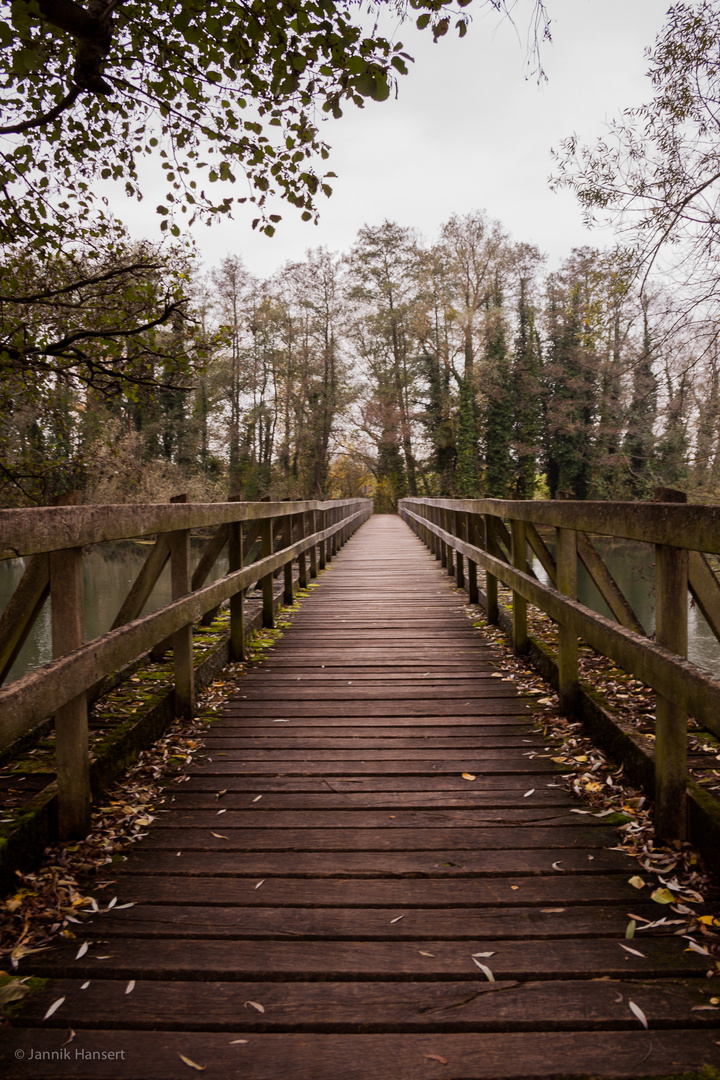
628,876,646,890
461,773,476,781
651,887,676,905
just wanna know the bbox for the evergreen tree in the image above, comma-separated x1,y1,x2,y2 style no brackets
511,275,542,498
483,281,513,497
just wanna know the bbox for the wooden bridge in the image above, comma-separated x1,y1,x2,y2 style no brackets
1,502,720,1077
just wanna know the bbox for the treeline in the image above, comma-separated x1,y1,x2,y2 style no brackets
2,211,718,508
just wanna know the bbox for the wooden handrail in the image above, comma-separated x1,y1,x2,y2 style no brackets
0,498,373,837
400,495,720,845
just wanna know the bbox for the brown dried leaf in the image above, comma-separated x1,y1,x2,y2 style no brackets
423,1054,448,1064
179,1053,206,1071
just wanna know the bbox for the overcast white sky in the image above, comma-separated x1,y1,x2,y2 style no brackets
112,0,671,278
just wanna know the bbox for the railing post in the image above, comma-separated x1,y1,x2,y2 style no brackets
443,508,454,577
297,513,308,590
50,543,90,839
655,541,689,842
261,515,275,628
228,517,245,662
283,513,294,606
556,527,579,714
309,509,319,578
170,522,195,719
467,511,479,606
455,510,465,591
318,506,327,571
511,518,528,655
439,506,448,568
485,514,499,625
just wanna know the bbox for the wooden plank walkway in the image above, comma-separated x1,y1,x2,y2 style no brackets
2,515,719,1078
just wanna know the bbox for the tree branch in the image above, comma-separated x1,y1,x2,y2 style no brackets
0,261,163,303
0,87,82,136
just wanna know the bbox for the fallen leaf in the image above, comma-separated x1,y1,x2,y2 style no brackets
552,861,564,872
125,980,135,994
43,997,65,1020
230,1039,249,1044
541,908,565,913
472,951,495,958
252,795,262,803
628,1000,648,1029
390,915,405,923
619,944,646,958
179,1054,206,1071
626,920,636,940
419,951,435,957
651,887,676,905
628,876,645,890
76,942,89,959
246,1000,265,1013
685,940,711,957
692,1005,719,1011
217,809,227,815
255,880,265,890
471,958,495,981
524,789,535,797
81,982,90,990
423,1054,448,1064
461,773,476,781
211,832,229,840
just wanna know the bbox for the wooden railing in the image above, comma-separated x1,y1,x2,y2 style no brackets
0,497,372,837
400,496,720,845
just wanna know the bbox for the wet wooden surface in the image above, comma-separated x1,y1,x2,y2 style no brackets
2,515,718,1078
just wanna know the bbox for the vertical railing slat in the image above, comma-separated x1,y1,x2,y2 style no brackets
655,542,689,842
50,544,91,839
556,526,579,714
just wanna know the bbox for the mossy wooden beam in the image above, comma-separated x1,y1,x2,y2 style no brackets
0,504,370,749
401,504,720,740
401,497,720,554
0,553,49,686
576,531,645,636
0,498,366,560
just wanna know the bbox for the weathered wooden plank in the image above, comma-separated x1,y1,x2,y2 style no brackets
219,702,533,716
91,901,685,940
167,790,573,809
120,847,637,877
107,874,637,907
3,1029,719,1079
15,977,717,1032
155,808,607,828
136,825,618,850
23,935,709,980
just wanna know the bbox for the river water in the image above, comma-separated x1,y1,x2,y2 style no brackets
1,535,718,683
